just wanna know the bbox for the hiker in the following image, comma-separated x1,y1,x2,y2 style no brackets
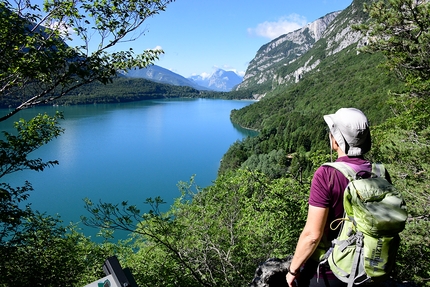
286,108,388,287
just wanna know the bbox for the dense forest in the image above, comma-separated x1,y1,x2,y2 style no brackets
219,48,404,178
1,0,429,286
0,77,256,109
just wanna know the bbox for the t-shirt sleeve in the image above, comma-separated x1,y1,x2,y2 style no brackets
309,166,332,208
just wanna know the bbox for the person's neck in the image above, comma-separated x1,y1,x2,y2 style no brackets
337,153,365,159
337,150,346,158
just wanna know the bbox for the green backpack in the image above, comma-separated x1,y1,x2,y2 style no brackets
320,162,408,287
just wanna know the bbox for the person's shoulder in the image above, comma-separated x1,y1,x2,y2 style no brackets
314,163,338,178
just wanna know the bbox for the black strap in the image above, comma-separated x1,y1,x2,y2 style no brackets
321,264,331,287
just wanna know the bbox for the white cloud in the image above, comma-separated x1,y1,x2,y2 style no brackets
47,20,74,39
222,64,234,70
248,14,308,40
199,72,211,79
152,45,163,51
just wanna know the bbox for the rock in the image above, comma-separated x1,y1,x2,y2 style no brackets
248,256,292,287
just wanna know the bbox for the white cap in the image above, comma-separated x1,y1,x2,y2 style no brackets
323,108,371,156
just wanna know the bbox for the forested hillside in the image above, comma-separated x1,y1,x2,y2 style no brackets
0,77,255,108
218,0,430,285
0,78,199,108
0,77,246,109
219,47,403,177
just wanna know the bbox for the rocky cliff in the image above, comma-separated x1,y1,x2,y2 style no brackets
236,11,341,93
236,0,370,99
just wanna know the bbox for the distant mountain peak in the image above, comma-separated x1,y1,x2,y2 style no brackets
189,69,243,92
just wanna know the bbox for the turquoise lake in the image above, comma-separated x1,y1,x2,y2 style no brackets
0,98,257,239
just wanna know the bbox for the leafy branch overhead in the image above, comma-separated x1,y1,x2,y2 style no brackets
0,0,175,121
0,112,64,178
357,0,430,98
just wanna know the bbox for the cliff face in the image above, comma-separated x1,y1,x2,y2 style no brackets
236,0,371,99
236,11,341,92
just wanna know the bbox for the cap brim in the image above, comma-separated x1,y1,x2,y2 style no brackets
323,114,335,131
323,113,346,154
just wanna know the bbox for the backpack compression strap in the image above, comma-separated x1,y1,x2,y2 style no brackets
371,163,385,178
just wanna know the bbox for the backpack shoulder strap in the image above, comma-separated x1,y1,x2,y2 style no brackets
324,162,386,180
322,162,356,181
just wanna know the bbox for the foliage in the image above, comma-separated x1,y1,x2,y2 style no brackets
1,0,429,286
198,88,258,100
218,0,430,284
0,0,174,121
0,213,125,287
0,1,176,285
54,78,202,105
0,112,64,175
356,3,430,284
358,0,430,98
83,171,309,286
396,220,430,285
0,113,63,242
241,149,290,179
220,49,403,178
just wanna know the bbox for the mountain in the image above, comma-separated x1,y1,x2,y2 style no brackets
121,65,209,91
234,0,373,100
222,0,404,170
236,0,377,98
235,10,342,96
189,69,243,92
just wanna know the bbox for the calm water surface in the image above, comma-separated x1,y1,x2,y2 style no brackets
1,98,256,238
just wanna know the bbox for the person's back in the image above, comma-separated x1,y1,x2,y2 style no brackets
287,108,375,287
309,157,372,248
321,160,406,287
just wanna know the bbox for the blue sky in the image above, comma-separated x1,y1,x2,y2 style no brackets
129,0,352,78
41,0,351,78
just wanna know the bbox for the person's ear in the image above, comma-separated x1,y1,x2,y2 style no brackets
331,137,339,151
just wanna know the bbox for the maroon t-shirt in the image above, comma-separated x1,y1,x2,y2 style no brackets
309,156,372,244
